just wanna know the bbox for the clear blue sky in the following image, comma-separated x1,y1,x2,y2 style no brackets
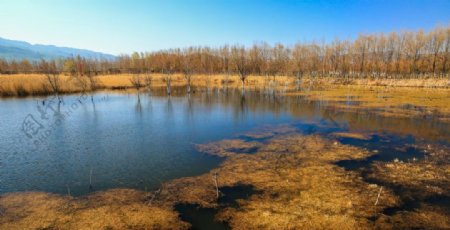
1,0,449,55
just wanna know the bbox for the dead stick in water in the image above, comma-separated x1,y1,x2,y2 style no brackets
213,172,219,199
66,185,71,197
375,187,383,206
89,168,93,190
0,200,4,216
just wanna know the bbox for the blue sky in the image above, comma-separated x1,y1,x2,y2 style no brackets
1,0,449,55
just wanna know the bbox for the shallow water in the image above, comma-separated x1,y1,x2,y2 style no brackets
0,87,449,198
175,184,259,230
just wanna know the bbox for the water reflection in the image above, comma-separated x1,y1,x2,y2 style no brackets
0,87,448,196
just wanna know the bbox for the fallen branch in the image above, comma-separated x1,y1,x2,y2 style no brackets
374,187,383,206
146,188,162,205
212,172,219,199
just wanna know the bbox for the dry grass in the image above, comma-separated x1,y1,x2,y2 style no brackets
367,144,449,198
196,139,262,157
1,74,448,97
366,144,450,229
0,74,264,96
349,78,450,88
189,134,400,229
375,205,450,229
1,126,448,229
0,189,187,229
288,85,450,121
330,131,373,140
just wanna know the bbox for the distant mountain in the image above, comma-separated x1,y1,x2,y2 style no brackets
0,37,116,61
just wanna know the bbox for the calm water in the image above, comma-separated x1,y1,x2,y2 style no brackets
0,87,449,196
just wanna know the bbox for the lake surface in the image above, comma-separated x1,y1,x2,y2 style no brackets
1,87,449,196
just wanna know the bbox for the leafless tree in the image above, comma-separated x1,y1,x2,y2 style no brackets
6,26,450,81
46,73,62,103
182,48,194,94
231,45,251,93
130,74,143,102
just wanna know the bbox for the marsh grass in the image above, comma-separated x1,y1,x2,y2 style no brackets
1,74,449,97
288,85,450,122
0,126,448,229
0,189,188,230
366,144,450,229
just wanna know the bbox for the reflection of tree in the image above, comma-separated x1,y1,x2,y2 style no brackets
185,94,194,123
228,88,450,141
146,94,153,112
166,97,174,120
135,94,142,115
91,98,98,119
231,92,247,121
321,109,342,129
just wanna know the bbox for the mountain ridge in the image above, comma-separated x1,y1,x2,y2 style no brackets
0,37,116,61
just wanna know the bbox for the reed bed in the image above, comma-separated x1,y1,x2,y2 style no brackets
1,74,449,97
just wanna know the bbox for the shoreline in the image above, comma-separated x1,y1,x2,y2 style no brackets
0,74,449,98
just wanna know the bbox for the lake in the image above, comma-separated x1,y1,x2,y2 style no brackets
0,86,449,197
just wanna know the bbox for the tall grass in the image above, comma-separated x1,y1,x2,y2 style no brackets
0,74,448,97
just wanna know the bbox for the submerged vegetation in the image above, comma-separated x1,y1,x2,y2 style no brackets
1,124,448,229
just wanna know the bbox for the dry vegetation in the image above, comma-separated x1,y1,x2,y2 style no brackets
330,131,373,140
2,27,450,81
367,144,450,229
4,124,447,229
288,84,450,122
0,189,187,229
1,73,449,97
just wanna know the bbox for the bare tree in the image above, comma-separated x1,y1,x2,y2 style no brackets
160,52,176,95
354,34,368,77
130,74,143,89
87,72,100,96
46,73,62,103
231,45,251,93
42,60,62,103
143,72,153,94
219,45,231,90
405,30,426,77
130,74,143,102
441,28,450,77
8,25,450,82
182,48,194,94
268,43,289,80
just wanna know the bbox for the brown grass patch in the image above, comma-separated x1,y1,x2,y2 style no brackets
287,85,450,121
330,132,373,140
365,144,450,229
163,134,400,229
2,74,448,97
0,189,187,229
1,126,447,229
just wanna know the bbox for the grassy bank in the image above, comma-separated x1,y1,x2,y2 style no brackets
0,74,449,97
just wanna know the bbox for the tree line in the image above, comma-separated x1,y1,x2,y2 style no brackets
1,26,449,80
